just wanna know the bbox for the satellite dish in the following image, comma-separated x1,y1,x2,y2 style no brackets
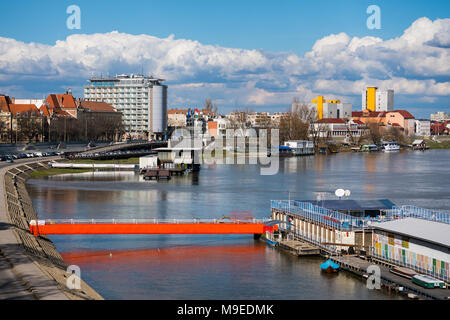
335,189,345,198
344,190,351,197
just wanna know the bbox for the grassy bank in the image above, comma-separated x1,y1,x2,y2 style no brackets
29,168,93,178
426,140,450,149
67,157,139,164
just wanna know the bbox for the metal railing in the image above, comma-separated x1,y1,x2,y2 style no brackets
371,251,449,283
272,201,450,231
271,200,385,231
385,206,450,225
32,218,273,225
277,225,338,253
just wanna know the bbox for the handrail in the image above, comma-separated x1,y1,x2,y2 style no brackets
30,218,273,225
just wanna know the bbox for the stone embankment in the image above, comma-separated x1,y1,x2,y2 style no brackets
0,159,102,300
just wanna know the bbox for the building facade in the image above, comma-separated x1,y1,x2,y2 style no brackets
362,87,394,112
414,119,431,137
372,218,450,282
308,96,352,120
430,111,450,121
84,74,167,140
0,95,45,143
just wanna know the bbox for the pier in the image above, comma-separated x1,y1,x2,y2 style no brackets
329,255,450,300
142,168,185,180
29,218,277,237
278,239,321,256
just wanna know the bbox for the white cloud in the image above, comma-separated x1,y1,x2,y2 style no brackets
0,17,449,113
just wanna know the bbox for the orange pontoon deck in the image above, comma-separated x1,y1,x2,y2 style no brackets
29,219,278,236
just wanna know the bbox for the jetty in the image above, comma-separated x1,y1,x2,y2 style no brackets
330,255,450,300
278,239,321,256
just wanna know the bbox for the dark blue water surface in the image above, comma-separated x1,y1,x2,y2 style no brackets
27,150,450,299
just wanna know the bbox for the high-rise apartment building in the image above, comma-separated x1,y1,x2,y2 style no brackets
304,96,352,120
84,74,167,139
362,87,394,112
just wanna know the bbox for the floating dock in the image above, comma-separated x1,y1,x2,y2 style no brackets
330,255,450,300
278,239,321,256
29,219,277,237
142,168,185,180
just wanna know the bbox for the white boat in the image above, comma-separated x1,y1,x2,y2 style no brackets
383,141,400,152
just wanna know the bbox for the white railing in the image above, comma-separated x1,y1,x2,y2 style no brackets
385,206,450,225
33,218,273,225
371,251,449,283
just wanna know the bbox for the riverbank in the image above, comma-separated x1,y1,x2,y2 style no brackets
0,160,102,300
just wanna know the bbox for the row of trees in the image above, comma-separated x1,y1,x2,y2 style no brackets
0,114,124,143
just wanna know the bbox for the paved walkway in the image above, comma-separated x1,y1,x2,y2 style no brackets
0,158,68,300
0,248,35,300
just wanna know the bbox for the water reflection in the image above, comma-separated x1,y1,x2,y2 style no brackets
26,150,450,299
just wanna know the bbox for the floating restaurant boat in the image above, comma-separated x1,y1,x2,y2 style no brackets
389,266,417,279
412,274,446,289
320,259,340,273
382,141,400,152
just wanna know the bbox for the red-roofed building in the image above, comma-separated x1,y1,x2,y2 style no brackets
0,95,45,142
351,109,416,135
311,118,367,138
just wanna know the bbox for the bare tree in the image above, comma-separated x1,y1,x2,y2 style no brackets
278,112,309,144
16,112,43,142
367,122,382,145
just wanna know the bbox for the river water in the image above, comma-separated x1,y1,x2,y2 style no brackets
27,150,450,299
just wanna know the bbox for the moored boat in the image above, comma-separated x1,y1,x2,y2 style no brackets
383,141,400,152
320,259,340,273
412,274,446,289
265,238,278,247
389,266,417,279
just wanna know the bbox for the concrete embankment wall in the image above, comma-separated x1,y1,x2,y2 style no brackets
1,161,103,300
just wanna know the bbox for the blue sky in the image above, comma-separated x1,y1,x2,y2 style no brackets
0,0,449,117
2,0,449,53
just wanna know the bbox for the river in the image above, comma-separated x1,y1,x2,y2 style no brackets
26,150,450,299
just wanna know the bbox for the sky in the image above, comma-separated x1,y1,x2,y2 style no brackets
0,0,449,118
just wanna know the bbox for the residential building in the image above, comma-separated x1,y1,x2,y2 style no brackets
168,109,188,127
207,117,231,137
385,110,415,135
430,111,450,121
414,119,431,136
13,98,45,109
84,74,167,140
0,95,45,143
352,109,416,135
362,87,394,112
310,118,367,138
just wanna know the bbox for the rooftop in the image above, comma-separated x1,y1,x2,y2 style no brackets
371,217,450,248
299,199,396,212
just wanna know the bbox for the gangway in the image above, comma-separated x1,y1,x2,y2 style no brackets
29,218,278,237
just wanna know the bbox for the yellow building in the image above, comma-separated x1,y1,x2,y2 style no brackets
312,96,325,120
365,87,377,112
